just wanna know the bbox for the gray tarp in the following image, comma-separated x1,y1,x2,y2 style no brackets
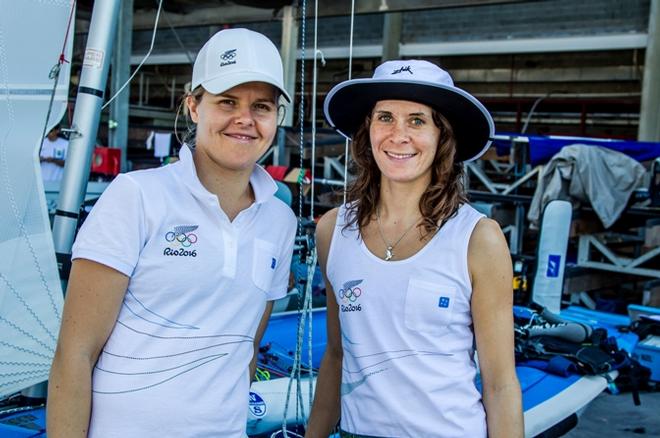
528,145,647,228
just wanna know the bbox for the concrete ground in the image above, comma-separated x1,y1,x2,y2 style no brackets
564,390,660,437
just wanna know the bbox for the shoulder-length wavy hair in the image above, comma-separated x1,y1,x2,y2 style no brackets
344,109,467,236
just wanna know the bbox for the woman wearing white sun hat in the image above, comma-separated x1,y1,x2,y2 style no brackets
306,60,523,438
48,28,297,438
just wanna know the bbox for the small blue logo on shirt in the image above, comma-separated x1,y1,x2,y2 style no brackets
248,391,267,417
547,254,561,278
438,296,450,308
270,258,276,269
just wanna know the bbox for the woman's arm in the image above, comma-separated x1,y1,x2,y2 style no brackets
469,218,524,438
47,259,129,438
305,209,343,438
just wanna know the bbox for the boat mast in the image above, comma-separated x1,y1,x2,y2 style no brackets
51,0,121,287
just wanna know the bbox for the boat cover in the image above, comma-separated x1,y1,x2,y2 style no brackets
528,145,647,228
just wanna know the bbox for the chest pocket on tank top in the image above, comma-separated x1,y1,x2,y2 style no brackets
404,279,456,334
252,238,278,293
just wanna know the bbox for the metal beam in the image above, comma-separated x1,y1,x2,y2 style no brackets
280,5,298,128
132,5,275,30
639,0,660,141
577,234,660,279
318,0,527,15
52,0,121,272
134,33,648,66
129,1,526,30
400,33,648,57
381,12,402,62
299,33,648,60
109,0,133,173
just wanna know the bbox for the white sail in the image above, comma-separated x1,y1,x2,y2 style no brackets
0,0,72,398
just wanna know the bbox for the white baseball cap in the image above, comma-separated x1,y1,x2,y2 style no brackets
324,59,494,162
191,28,291,102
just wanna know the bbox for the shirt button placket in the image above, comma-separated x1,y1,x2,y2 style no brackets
222,225,238,278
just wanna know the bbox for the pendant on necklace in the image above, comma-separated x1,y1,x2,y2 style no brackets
385,246,393,261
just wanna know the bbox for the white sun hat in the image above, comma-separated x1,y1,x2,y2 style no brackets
192,28,291,102
324,59,494,162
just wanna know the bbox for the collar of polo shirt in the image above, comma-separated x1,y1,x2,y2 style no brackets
175,144,277,205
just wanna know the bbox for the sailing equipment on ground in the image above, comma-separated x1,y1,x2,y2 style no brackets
517,305,629,374
517,305,651,405
563,304,660,385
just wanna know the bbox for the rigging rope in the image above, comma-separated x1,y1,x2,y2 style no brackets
38,0,76,156
295,0,308,429
305,0,322,421
309,0,320,222
296,0,307,239
279,0,326,435
279,0,310,435
342,0,356,202
279,1,356,434
101,0,163,110
280,246,317,437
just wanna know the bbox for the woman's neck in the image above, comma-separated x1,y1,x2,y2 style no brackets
192,148,255,221
377,176,429,221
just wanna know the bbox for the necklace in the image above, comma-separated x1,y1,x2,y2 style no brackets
376,208,421,261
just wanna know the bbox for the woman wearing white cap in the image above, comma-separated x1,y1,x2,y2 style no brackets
48,29,296,437
306,60,523,437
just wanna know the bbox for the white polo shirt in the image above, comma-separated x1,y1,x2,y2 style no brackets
72,144,297,438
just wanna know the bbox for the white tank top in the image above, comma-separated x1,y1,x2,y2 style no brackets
326,203,487,438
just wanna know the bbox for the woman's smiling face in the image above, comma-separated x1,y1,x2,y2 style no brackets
187,81,278,172
369,99,441,186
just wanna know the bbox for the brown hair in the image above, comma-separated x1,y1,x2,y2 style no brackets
176,86,205,148
344,109,467,236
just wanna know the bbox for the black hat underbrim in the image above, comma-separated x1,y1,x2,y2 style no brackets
324,80,493,162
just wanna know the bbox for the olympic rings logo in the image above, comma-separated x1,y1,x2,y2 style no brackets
221,49,237,61
165,225,199,248
339,287,362,303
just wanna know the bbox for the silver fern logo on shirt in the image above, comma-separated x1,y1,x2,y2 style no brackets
338,279,363,312
163,224,198,257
